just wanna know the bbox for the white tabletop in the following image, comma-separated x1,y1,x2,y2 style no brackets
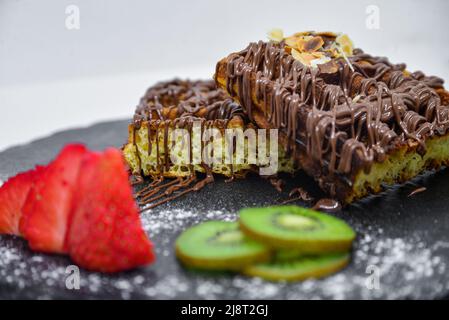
1,0,448,152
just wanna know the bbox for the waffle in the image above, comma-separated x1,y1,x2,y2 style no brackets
123,79,296,179
215,31,449,203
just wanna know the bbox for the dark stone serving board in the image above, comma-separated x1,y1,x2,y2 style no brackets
1,120,448,300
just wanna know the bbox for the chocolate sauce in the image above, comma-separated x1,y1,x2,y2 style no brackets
280,187,313,205
222,34,449,197
129,174,144,186
408,186,427,197
288,187,313,201
269,178,285,193
133,79,244,126
131,80,248,209
138,165,214,211
132,80,247,177
312,198,342,213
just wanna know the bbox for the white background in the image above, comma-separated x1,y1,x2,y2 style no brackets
1,0,448,151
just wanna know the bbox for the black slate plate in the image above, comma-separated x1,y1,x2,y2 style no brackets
1,120,449,299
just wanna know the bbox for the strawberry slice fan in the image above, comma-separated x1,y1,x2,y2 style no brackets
0,144,155,273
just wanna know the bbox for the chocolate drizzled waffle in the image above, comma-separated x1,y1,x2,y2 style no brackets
215,31,449,203
123,79,296,209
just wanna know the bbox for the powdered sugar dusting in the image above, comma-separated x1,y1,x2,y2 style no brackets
1,115,448,299
2,207,448,299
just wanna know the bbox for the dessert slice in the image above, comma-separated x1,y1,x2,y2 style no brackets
123,79,296,179
215,31,449,203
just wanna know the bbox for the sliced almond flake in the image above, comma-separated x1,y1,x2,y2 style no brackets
352,94,362,103
292,31,314,38
315,31,338,39
333,43,354,72
311,52,326,58
318,61,339,74
336,34,354,56
285,36,298,49
310,56,331,68
267,28,284,43
291,49,311,66
291,48,304,62
300,36,325,53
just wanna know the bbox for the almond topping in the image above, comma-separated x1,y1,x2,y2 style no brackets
298,36,325,52
267,28,284,43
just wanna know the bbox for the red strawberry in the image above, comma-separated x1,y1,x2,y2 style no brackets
66,148,155,273
0,167,44,235
20,144,88,254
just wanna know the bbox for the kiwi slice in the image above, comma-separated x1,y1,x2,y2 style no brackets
175,221,271,271
239,205,355,253
274,249,303,261
242,253,350,282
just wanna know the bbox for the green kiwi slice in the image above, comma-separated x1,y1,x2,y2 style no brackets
242,253,350,282
239,205,355,254
175,221,271,271
274,249,304,261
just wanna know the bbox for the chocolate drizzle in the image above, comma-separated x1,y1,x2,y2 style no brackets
280,187,313,205
408,186,427,197
222,39,449,197
312,198,342,213
133,79,244,126
132,80,246,178
131,80,246,210
269,178,284,193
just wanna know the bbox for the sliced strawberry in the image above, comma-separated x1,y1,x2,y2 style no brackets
20,144,88,254
66,148,155,273
0,166,44,235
